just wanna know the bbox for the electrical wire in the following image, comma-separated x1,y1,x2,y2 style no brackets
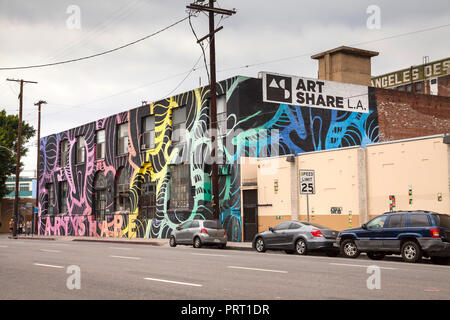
0,16,189,71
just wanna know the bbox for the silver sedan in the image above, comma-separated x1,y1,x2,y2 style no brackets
169,219,227,249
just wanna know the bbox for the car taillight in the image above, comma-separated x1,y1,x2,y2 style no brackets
201,228,208,234
311,230,324,238
430,228,440,238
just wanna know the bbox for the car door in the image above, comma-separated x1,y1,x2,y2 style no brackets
265,222,291,248
187,221,200,243
382,214,406,251
357,215,388,251
177,221,192,244
285,222,303,247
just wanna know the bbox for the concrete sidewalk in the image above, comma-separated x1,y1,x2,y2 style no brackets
7,234,254,251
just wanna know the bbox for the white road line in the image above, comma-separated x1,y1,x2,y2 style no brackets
109,247,132,250
144,277,202,287
33,263,64,269
227,266,288,273
40,249,61,253
0,245,8,248
329,263,398,270
109,255,141,260
191,253,228,257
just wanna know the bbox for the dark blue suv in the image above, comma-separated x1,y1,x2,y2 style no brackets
337,211,450,264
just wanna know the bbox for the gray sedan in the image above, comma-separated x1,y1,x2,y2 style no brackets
169,219,227,249
252,221,339,256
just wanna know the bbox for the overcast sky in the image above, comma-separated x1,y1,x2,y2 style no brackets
0,0,449,176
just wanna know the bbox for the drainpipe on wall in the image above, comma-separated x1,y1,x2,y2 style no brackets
357,147,369,224
289,155,299,221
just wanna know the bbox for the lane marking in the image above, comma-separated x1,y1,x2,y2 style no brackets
40,249,61,253
191,253,228,257
144,277,202,287
227,266,288,273
0,245,8,248
109,247,132,250
109,255,141,260
33,263,64,269
329,263,398,270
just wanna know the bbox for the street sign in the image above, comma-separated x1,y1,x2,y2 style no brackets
299,169,315,195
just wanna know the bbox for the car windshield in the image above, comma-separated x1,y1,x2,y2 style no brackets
203,220,223,229
433,214,450,228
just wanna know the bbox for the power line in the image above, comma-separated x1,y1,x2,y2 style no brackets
0,16,189,71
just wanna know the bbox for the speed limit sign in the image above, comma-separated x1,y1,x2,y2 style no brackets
299,170,315,195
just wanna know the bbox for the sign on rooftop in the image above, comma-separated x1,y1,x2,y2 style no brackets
261,72,369,113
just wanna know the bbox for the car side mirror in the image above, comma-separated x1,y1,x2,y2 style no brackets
269,227,274,232
362,223,367,230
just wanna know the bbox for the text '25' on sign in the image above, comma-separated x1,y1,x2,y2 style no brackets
261,72,369,113
299,170,315,195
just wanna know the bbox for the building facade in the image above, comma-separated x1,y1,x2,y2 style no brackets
371,57,450,97
4,176,36,199
38,74,382,241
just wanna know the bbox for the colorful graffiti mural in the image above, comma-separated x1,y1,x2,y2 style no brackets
38,76,379,241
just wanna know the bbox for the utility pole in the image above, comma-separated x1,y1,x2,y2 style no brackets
34,100,46,235
186,0,236,220
6,79,38,238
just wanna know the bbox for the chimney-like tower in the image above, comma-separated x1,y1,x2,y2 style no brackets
311,46,379,86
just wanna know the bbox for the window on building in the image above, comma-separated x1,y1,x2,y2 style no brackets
406,84,412,92
59,181,69,214
397,86,404,91
60,140,69,167
96,130,106,160
93,172,107,221
19,184,30,191
6,184,15,193
76,136,86,164
169,164,189,209
46,184,55,215
217,95,227,136
139,177,156,220
172,107,186,143
115,168,130,212
117,123,129,155
142,116,155,150
415,82,423,92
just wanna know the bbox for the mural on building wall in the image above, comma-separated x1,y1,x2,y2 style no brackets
38,76,379,241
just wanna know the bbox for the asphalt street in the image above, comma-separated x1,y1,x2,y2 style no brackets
0,236,449,300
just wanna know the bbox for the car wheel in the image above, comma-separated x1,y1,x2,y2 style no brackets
255,237,266,253
169,236,177,247
340,239,360,259
401,241,422,263
430,256,449,265
193,237,202,249
367,252,385,260
326,250,339,257
295,239,308,255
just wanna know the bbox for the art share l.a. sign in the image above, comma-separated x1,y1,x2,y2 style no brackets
261,72,369,113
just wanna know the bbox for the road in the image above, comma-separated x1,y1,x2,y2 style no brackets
0,235,449,300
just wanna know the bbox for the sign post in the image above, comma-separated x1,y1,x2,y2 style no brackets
299,169,315,222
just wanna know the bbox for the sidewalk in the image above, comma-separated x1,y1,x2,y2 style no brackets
8,234,254,251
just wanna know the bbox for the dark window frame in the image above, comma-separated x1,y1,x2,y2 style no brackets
96,130,106,160
59,181,69,214
115,168,130,212
60,139,69,167
117,123,129,156
93,172,107,221
169,164,189,210
76,136,86,164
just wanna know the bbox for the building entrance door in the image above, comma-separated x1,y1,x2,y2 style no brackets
139,179,156,220
243,189,258,242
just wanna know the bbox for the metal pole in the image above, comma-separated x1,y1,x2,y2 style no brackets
307,194,310,222
34,100,46,235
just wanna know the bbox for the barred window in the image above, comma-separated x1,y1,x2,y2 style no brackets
115,168,130,212
93,173,107,221
60,140,69,167
142,116,155,149
172,107,186,143
169,164,189,209
46,184,55,215
76,136,85,164
96,130,105,159
117,123,129,155
59,181,69,214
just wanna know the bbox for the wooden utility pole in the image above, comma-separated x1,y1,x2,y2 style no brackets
186,0,236,220
6,79,38,238
34,100,46,235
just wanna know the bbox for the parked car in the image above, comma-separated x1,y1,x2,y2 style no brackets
252,221,339,256
337,211,450,264
169,219,227,249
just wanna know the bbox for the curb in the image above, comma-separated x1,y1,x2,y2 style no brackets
73,239,164,246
